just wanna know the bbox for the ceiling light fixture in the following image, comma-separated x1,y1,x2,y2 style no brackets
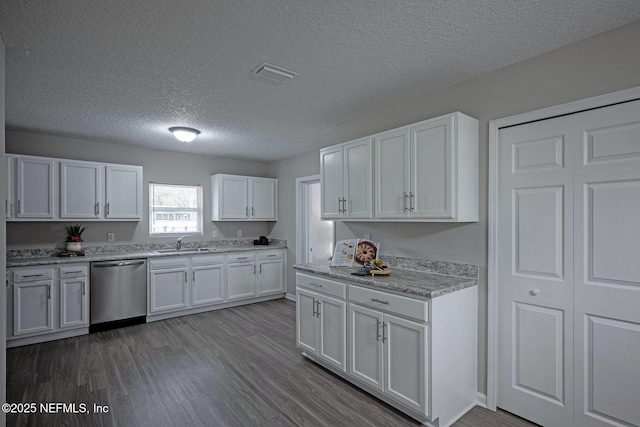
169,127,200,142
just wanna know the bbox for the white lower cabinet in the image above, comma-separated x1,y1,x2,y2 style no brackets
296,275,347,372
191,259,225,306
8,264,89,347
257,251,285,295
226,253,257,301
148,258,189,313
296,271,477,427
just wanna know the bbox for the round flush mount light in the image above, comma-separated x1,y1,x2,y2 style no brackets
169,127,200,142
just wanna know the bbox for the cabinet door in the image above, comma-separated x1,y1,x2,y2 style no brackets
14,281,54,335
410,116,454,219
384,313,428,415
105,164,142,219
250,178,277,220
59,277,88,328
60,161,102,219
191,264,225,306
258,259,284,295
318,294,346,372
6,155,13,218
320,146,344,219
349,304,384,391
219,176,249,219
296,288,318,354
148,268,189,313
226,262,256,300
16,156,56,218
344,138,373,219
374,129,410,218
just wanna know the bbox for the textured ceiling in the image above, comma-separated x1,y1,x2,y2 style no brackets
1,1,640,162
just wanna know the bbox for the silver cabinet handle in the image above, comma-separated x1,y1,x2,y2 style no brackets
237,257,248,260
337,197,342,214
382,321,388,343
267,254,277,257
17,200,21,214
251,207,255,217
47,284,51,300
184,271,187,283
530,288,540,296
95,202,99,215
403,192,408,212
316,300,321,317
105,202,110,215
376,320,382,341
253,264,256,274
82,281,85,295
312,299,317,317
65,270,83,274
23,274,44,278
259,264,262,274
192,271,195,282
308,282,323,288
409,192,415,211
245,206,248,216
371,298,389,304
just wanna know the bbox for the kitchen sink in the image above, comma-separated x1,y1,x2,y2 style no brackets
152,248,214,254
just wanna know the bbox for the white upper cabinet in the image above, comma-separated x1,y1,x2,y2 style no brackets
60,160,102,219
320,138,373,220
211,174,277,221
375,112,478,222
105,164,143,219
16,156,56,219
6,154,143,222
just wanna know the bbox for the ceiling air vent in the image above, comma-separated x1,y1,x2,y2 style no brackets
251,62,298,84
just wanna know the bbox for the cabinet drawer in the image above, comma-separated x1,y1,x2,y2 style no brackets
227,253,256,263
59,265,88,277
256,250,284,261
349,285,429,323
149,257,189,270
296,273,346,299
13,269,55,282
191,255,225,266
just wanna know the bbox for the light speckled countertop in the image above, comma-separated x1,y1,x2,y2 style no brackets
7,244,287,268
294,262,477,298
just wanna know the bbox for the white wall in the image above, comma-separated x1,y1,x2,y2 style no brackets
6,131,274,248
268,20,640,395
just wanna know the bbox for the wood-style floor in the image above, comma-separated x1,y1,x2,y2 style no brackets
7,299,535,426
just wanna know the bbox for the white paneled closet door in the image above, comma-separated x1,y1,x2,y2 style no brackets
497,99,640,427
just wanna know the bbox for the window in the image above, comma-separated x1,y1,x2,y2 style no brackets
149,183,203,236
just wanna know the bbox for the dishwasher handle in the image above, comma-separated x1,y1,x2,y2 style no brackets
92,260,146,268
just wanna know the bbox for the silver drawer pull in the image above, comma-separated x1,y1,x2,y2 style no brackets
267,255,277,257
23,274,44,278
371,298,389,304
237,257,248,260
64,271,83,274
309,282,323,288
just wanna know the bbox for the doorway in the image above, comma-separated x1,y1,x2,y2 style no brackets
490,93,640,427
296,175,334,266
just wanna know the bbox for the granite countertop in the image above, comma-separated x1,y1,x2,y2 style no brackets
293,263,477,298
7,243,287,268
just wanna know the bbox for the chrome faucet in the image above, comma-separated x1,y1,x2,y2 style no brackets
176,236,185,250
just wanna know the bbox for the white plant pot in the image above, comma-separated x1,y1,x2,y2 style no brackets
66,242,82,252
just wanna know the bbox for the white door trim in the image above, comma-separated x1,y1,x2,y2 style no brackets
295,174,321,266
487,85,640,411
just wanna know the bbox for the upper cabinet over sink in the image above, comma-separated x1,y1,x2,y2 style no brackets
321,112,479,222
211,174,277,221
6,153,143,221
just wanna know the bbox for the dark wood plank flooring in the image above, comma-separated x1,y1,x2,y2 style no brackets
7,299,535,426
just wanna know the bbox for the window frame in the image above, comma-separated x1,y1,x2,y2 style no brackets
149,182,204,237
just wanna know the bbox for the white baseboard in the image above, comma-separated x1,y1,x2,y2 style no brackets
285,292,296,302
476,392,488,408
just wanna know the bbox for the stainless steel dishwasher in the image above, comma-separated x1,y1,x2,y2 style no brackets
90,259,147,332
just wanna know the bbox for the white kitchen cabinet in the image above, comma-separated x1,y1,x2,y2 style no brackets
105,164,143,219
58,266,89,329
211,174,277,221
320,138,373,220
191,256,225,306
257,251,285,295
13,278,54,336
6,153,143,222
8,264,90,346
226,253,257,300
148,258,189,313
374,112,478,221
296,273,347,372
16,156,56,219
60,160,102,219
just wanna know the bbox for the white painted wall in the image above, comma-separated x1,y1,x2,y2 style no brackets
268,20,640,395
5,131,274,248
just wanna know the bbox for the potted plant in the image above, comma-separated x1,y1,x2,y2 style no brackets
65,223,88,252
